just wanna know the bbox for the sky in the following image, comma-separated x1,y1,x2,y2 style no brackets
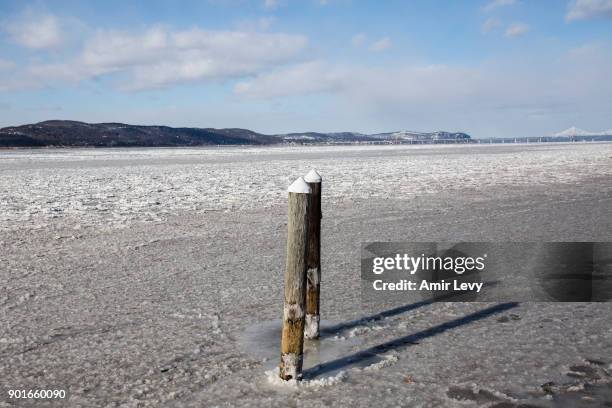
0,0,611,138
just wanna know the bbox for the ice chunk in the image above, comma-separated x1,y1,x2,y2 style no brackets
265,367,347,388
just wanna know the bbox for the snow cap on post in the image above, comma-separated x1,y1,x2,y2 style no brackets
288,176,311,194
304,169,322,183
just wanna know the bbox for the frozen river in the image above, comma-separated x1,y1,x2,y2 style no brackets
2,143,611,230
1,143,611,407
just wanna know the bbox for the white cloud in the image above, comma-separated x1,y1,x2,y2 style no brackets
505,22,529,37
566,0,612,21
24,26,308,90
3,12,65,49
235,61,483,103
264,0,280,9
369,37,391,52
235,61,347,98
351,33,366,47
483,0,517,12
482,18,502,32
232,44,612,134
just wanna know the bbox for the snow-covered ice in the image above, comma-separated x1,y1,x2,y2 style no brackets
2,143,611,231
1,143,611,407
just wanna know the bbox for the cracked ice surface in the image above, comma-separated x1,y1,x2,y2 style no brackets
1,143,612,407
1,143,611,231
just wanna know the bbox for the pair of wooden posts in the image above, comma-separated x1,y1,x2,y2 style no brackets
279,169,322,381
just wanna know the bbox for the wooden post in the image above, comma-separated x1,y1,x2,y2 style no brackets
279,176,311,381
304,169,322,340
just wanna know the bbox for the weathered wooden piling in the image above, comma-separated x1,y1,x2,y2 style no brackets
279,176,311,381
304,169,322,340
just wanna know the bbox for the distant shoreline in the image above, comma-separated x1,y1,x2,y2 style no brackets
2,120,612,148
2,140,612,152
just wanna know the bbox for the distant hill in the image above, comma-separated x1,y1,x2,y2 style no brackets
0,120,473,147
552,126,612,138
370,130,472,143
477,127,612,144
0,120,281,147
278,131,379,143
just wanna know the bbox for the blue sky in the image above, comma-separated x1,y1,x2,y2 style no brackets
0,0,611,137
